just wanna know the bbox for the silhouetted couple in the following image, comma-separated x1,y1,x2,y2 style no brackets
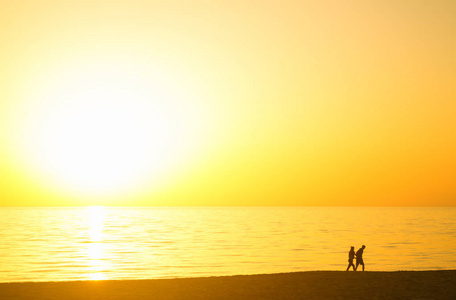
346,245,366,271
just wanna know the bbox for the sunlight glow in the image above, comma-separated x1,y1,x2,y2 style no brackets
16,61,207,198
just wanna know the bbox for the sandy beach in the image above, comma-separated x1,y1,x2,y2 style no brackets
1,270,455,299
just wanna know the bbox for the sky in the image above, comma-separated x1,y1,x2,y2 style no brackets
1,0,455,206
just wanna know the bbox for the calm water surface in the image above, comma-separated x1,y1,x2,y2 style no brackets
0,207,455,282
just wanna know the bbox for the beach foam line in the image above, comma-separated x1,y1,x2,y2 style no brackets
1,270,455,299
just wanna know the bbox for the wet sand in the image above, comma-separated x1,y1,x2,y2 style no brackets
1,270,455,299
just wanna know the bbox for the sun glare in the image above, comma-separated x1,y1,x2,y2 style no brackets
15,60,206,198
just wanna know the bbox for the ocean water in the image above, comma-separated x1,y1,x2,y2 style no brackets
0,207,455,282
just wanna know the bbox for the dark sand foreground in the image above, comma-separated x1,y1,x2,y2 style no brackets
1,271,456,300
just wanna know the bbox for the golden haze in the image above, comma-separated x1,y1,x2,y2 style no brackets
1,0,455,206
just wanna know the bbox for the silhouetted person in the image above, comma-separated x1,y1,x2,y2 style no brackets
355,245,366,271
346,246,356,271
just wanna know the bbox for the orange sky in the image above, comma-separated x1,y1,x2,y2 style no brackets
1,0,455,206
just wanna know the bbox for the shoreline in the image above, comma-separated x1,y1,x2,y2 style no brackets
1,270,456,299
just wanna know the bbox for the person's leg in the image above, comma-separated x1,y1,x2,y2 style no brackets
362,262,365,271
355,261,359,271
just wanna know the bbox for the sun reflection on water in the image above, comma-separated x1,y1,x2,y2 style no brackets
88,206,105,242
86,206,109,280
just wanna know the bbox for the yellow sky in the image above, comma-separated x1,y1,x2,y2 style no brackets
1,0,455,206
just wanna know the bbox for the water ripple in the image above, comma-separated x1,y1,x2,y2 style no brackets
0,207,455,282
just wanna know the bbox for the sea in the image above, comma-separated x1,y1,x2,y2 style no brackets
0,207,455,282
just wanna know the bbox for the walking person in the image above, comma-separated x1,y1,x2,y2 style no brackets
355,245,366,271
346,246,356,271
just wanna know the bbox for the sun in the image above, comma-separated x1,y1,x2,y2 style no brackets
15,60,205,198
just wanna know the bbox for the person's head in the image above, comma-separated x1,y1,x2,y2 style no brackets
350,246,354,250
362,245,366,249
